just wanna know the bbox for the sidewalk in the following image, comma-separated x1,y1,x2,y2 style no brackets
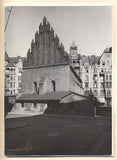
6,111,43,119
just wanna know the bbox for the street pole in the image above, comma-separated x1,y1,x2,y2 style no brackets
4,7,13,32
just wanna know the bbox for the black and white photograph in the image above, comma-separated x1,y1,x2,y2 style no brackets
4,6,112,156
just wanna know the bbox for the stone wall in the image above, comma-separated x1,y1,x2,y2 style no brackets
22,63,84,96
22,64,70,94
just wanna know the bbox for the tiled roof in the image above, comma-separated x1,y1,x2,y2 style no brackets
5,63,15,67
16,91,71,102
5,51,9,62
9,56,26,64
104,47,112,53
16,91,87,103
81,55,100,65
70,66,82,83
98,47,112,64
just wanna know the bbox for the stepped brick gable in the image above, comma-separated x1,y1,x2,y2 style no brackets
25,17,69,67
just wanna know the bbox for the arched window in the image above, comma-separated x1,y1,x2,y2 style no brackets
107,90,111,97
11,68,13,72
93,90,98,96
34,82,37,93
6,68,9,72
93,74,98,81
93,82,98,88
102,61,105,65
52,80,56,91
94,67,97,73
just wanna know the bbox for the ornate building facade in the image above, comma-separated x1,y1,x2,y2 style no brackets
5,52,25,96
69,41,80,75
70,42,112,106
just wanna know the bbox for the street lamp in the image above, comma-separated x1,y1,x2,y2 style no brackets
99,70,107,105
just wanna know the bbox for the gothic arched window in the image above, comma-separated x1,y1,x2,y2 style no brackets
34,82,37,93
52,80,56,91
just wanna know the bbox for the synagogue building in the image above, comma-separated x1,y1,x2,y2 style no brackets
14,17,86,115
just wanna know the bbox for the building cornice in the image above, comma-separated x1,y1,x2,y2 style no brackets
23,62,70,70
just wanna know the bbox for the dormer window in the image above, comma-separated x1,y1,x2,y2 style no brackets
85,67,89,73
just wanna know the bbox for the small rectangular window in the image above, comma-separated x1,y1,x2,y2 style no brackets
85,82,89,88
106,75,108,81
18,76,21,80
18,83,21,88
110,75,112,80
100,90,104,96
100,82,103,88
106,82,108,88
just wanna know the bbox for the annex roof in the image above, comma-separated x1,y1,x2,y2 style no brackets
16,91,87,103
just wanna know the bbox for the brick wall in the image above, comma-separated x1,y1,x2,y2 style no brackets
25,17,69,67
22,63,84,96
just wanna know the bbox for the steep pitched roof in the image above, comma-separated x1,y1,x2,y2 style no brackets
104,47,112,53
81,55,100,65
70,65,82,83
5,51,9,62
98,47,112,64
5,63,15,67
9,56,26,64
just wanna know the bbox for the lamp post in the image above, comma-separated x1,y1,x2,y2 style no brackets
99,71,107,106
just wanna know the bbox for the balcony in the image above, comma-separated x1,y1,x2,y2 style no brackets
99,71,104,77
5,71,16,75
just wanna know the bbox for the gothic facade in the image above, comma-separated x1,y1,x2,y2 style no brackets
24,16,69,67
14,17,85,114
22,17,83,95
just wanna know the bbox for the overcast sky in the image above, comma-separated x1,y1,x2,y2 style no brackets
5,6,112,57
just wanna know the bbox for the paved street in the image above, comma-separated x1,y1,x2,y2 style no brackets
5,114,111,156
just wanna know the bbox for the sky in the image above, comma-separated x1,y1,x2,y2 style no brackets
5,6,112,57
